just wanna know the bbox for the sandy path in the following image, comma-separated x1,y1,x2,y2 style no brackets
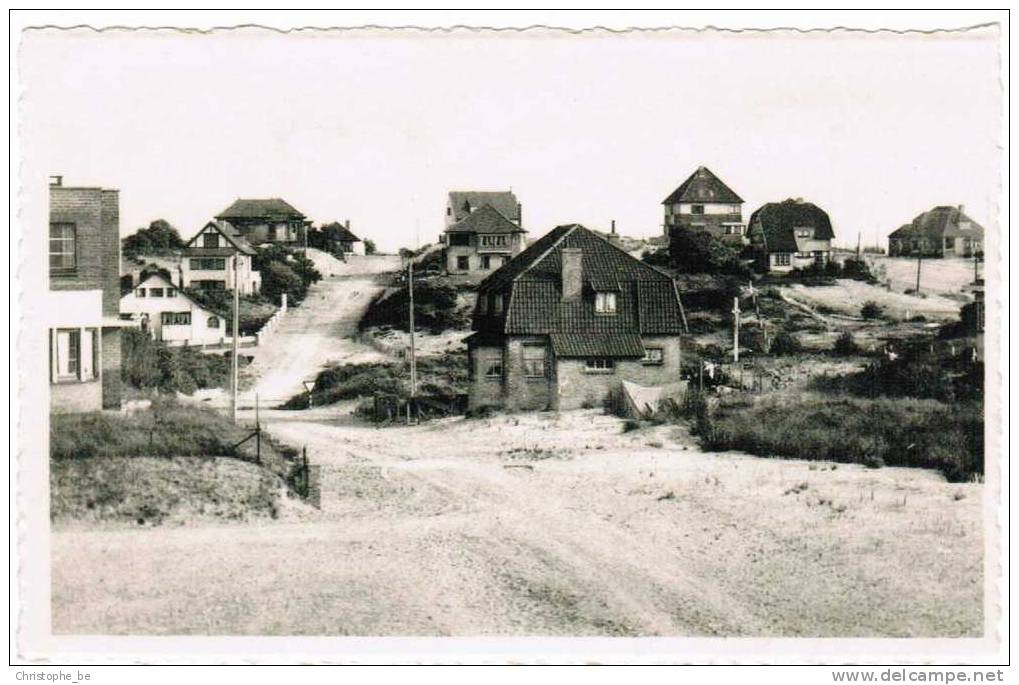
240,276,388,406
51,409,982,637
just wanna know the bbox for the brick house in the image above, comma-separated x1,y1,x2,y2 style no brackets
47,177,124,412
888,205,984,258
180,220,261,295
747,199,835,272
466,224,687,412
663,166,745,245
442,204,528,274
215,198,310,246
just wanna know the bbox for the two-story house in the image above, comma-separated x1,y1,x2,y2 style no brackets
746,199,835,272
466,224,687,412
215,198,310,246
662,166,745,246
443,204,528,274
888,205,984,258
120,272,227,346
47,177,124,412
179,220,261,294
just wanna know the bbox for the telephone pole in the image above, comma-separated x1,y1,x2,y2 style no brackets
915,247,923,295
407,255,417,424
732,296,741,363
231,253,240,423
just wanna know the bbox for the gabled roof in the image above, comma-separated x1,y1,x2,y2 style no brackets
887,206,984,243
444,203,525,235
663,166,743,205
320,222,360,243
747,199,835,253
186,220,257,255
448,190,520,224
122,273,217,315
475,224,686,337
216,198,306,222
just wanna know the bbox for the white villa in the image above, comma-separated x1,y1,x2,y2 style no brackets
180,220,261,295
120,273,227,346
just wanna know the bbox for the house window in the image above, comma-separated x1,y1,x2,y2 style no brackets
595,292,618,314
150,288,164,297
484,360,503,379
725,225,743,235
161,312,192,326
456,256,470,271
196,280,226,290
480,235,508,247
774,254,791,267
49,223,76,272
203,232,219,248
522,345,547,378
446,207,452,216
492,294,504,314
51,328,98,382
585,358,615,373
642,347,664,365
449,233,470,247
795,228,814,239
945,237,955,249
190,258,227,271
136,288,146,297
208,316,220,328
481,255,491,269
690,204,705,215
167,288,177,297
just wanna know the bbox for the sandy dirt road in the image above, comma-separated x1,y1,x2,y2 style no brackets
240,276,389,406
51,408,982,637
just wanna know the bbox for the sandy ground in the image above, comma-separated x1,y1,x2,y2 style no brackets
869,255,982,295
240,276,391,405
51,408,982,637
782,280,966,322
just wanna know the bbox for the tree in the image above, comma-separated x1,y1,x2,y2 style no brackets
668,228,747,275
122,219,185,257
261,262,305,306
364,239,377,255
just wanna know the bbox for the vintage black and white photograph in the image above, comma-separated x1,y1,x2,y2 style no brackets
12,11,1007,667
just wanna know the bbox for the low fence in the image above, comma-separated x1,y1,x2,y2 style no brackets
364,393,468,423
254,294,289,346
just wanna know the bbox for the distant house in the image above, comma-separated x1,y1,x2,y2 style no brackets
443,204,528,274
888,206,984,258
747,199,835,272
120,273,227,346
215,198,310,246
445,190,522,228
48,177,125,413
663,166,745,245
466,224,687,412
180,220,261,295
319,220,364,256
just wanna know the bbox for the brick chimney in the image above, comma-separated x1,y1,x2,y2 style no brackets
608,219,621,245
49,175,62,187
561,248,583,302
345,219,351,231
517,202,523,227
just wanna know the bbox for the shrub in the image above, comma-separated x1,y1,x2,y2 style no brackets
841,257,877,283
769,331,802,356
359,279,469,333
860,301,883,319
832,331,859,356
667,228,748,276
253,245,322,306
121,328,245,395
739,323,770,353
621,419,641,433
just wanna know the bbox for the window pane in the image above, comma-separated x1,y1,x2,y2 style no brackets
80,328,94,379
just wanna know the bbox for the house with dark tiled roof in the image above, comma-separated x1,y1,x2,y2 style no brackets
180,220,261,295
465,224,687,412
888,206,984,258
442,203,527,274
215,198,310,246
446,190,521,227
747,199,835,272
663,167,745,245
319,220,365,256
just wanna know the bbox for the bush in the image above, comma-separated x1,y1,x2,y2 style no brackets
698,395,983,482
841,257,878,283
832,331,859,356
668,228,748,276
860,301,883,319
122,219,185,258
121,329,245,395
769,331,802,356
359,279,469,334
738,323,770,353
253,245,322,306
641,248,672,268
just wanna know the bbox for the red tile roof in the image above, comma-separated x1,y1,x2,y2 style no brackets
663,166,743,205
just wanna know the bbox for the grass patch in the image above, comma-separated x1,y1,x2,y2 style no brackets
695,394,983,482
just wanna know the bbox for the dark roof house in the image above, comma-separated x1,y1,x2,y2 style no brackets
446,204,526,235
747,199,835,253
320,221,361,244
448,191,521,225
216,198,306,222
663,166,744,205
888,205,984,257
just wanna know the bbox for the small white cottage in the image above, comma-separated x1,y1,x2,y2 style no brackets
120,273,227,346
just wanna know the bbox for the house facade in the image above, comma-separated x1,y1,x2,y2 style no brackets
319,220,365,256
215,198,310,246
466,224,687,412
180,220,261,294
747,199,835,272
47,177,124,413
443,204,528,274
663,166,745,245
888,206,984,258
121,273,227,346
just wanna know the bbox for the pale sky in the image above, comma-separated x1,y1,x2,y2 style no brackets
22,26,1000,252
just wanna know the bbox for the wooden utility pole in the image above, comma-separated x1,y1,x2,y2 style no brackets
231,254,240,423
733,297,741,362
407,256,417,424
915,249,923,294
856,232,862,259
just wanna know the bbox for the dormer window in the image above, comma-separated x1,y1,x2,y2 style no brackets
795,227,814,239
491,294,504,314
594,292,617,314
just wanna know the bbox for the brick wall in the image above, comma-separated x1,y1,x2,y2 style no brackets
101,328,122,409
467,344,505,411
503,337,552,411
50,186,120,315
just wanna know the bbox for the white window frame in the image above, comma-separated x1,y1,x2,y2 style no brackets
49,222,77,272
51,327,99,383
594,292,618,314
522,345,547,378
642,347,664,366
584,358,615,374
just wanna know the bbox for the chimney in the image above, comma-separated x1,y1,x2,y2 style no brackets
608,220,621,245
345,218,351,231
610,219,616,235
957,204,965,216
561,248,583,302
517,202,523,227
49,175,62,187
